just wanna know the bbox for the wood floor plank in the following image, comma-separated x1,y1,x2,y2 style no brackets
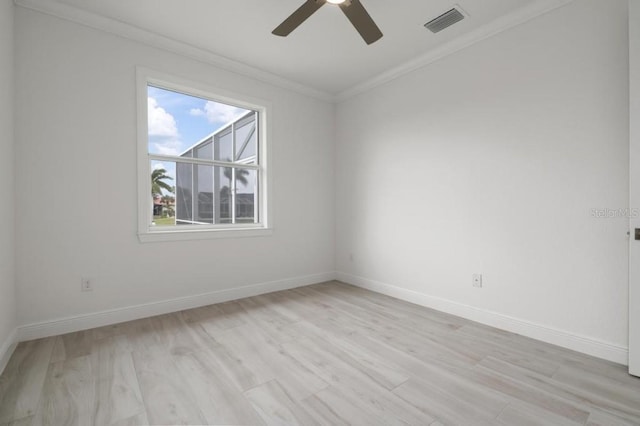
313,312,477,371
552,363,640,412
244,379,320,426
392,371,509,424
301,386,382,426
478,356,637,422
32,356,96,426
258,290,337,321
496,401,583,426
110,411,150,426
586,408,640,426
91,322,129,341
172,349,265,425
91,336,145,425
122,317,164,356
288,321,410,390
311,313,592,425
0,338,55,424
2,281,640,425
132,350,206,425
452,326,561,377
234,297,302,344
0,416,34,426
56,331,93,361
311,282,468,329
462,320,622,376
49,338,65,364
179,301,247,333
206,325,277,391
560,356,636,386
212,324,328,398
297,288,479,370
149,313,205,357
251,293,308,323
282,337,434,425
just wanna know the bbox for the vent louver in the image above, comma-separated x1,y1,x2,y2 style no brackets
424,8,465,33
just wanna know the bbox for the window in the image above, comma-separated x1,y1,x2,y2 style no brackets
137,68,270,242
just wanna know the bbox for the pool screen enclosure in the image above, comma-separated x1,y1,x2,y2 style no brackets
175,111,259,225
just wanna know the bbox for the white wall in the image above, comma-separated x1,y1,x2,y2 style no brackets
14,7,335,327
10,0,632,364
336,0,630,358
0,0,16,363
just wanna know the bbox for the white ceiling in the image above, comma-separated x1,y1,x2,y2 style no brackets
44,0,552,96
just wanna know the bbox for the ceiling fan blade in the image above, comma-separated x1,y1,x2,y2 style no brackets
273,0,326,37
339,0,382,45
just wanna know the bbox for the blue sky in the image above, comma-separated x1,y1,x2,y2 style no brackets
148,85,250,189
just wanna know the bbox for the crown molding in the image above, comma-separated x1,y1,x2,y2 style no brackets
14,0,335,103
15,0,575,104
336,0,576,102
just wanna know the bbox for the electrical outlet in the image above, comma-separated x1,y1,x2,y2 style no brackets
81,278,93,292
472,274,482,288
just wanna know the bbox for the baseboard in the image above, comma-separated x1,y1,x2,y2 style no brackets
16,270,628,365
17,272,336,342
336,271,629,365
0,328,17,375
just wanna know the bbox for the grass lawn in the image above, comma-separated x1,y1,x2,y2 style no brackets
153,216,175,226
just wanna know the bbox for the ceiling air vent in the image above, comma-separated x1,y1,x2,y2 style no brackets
424,8,465,33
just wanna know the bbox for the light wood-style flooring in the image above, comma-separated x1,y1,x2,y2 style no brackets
1,281,639,425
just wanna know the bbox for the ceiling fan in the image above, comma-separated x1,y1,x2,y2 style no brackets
272,0,383,45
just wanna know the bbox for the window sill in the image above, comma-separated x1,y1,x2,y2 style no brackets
138,227,273,243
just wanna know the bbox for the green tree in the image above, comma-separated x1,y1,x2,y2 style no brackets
161,194,175,217
220,167,250,200
223,167,249,186
151,168,174,197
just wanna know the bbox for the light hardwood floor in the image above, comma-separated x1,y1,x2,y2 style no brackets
1,281,639,425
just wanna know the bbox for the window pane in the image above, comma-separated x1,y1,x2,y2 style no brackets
147,87,207,156
235,169,257,223
145,83,263,232
151,160,176,227
195,140,213,160
218,166,232,224
215,130,233,162
176,162,193,224
174,164,237,225
195,165,213,224
235,116,257,161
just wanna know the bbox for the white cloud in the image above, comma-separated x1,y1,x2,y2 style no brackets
153,142,181,156
148,97,178,138
190,101,248,125
148,97,182,155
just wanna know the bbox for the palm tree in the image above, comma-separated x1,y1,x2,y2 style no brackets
223,167,249,187
161,194,175,217
161,194,175,205
220,167,250,202
151,168,174,197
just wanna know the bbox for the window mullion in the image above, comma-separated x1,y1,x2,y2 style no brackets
148,154,259,170
191,162,195,224
231,121,236,224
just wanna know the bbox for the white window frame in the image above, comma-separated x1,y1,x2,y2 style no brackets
136,67,272,242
